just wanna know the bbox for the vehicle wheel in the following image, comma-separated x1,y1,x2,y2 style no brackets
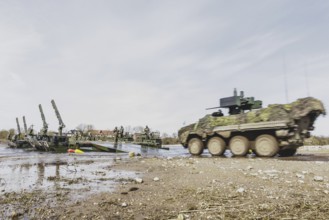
229,136,249,156
255,134,279,157
207,137,226,156
188,138,204,155
278,149,297,157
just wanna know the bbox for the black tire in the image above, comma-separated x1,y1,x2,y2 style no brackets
278,149,297,157
188,137,204,155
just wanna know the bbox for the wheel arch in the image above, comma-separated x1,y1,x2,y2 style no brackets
206,133,229,146
183,133,203,148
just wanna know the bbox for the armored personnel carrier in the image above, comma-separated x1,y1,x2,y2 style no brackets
178,89,326,157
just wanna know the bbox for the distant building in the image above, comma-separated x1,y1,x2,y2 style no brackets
90,130,114,137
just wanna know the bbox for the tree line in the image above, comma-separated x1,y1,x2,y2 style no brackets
304,136,329,146
0,129,15,141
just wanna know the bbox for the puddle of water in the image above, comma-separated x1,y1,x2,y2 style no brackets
0,145,137,200
0,143,191,200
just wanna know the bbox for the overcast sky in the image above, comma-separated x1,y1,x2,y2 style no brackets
0,0,328,136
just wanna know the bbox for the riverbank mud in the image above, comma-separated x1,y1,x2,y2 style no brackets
1,145,329,219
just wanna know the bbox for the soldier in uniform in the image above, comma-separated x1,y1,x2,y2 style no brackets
113,127,118,135
113,126,119,146
28,125,34,136
144,125,150,138
7,132,12,141
119,126,124,139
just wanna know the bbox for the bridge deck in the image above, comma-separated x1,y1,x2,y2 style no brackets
76,141,169,155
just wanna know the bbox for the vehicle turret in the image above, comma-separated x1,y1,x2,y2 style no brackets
206,88,262,116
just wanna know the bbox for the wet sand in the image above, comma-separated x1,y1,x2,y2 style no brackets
1,144,329,219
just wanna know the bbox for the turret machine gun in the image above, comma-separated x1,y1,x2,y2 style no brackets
206,88,263,116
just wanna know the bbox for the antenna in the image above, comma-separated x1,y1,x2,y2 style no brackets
304,62,310,97
282,54,289,103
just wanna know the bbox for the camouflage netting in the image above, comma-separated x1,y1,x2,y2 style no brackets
289,97,326,119
180,97,326,133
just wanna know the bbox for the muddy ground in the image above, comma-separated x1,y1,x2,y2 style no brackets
1,146,329,220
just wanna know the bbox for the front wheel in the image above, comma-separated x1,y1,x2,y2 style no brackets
255,134,279,157
188,138,204,155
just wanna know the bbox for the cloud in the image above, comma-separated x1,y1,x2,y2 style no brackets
0,0,328,136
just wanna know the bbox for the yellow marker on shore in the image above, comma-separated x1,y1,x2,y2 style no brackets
75,149,84,154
